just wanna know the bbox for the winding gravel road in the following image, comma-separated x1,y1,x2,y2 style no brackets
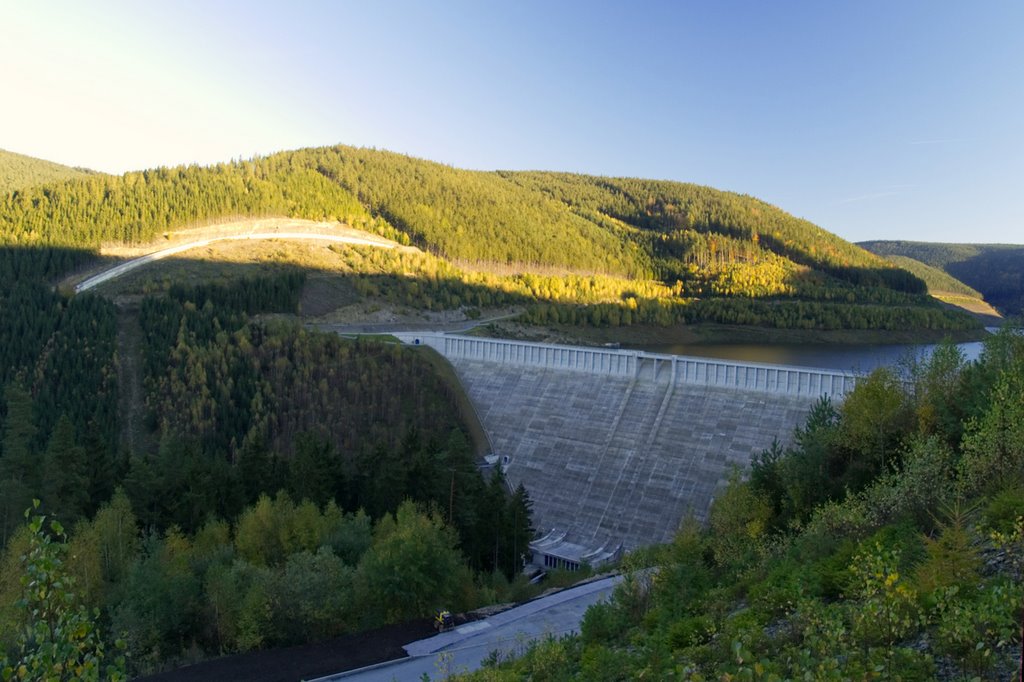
74,232,398,293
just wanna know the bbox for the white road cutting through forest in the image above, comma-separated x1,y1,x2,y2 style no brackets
74,232,398,293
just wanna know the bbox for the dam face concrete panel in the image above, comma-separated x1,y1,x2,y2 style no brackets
399,334,856,552
454,360,812,550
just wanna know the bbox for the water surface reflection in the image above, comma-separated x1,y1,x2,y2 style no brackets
635,340,986,373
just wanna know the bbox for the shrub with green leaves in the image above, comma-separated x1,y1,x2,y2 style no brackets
1,502,127,682
932,580,1023,679
983,485,1024,534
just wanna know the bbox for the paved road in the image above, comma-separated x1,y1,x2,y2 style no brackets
311,576,621,682
74,232,398,293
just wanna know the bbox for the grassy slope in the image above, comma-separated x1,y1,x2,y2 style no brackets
0,148,97,193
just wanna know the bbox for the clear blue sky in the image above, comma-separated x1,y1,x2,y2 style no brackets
2,0,1021,244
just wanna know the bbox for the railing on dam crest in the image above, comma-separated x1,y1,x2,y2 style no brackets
397,333,860,400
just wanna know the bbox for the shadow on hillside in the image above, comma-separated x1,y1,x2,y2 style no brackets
0,244,974,333
944,247,1024,316
0,244,115,290
71,252,537,313
757,233,928,294
135,616,436,682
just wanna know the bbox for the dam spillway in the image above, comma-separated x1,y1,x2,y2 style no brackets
397,333,860,561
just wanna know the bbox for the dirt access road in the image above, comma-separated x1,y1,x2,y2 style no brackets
70,218,407,293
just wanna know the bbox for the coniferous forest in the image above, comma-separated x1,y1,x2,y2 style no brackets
0,148,97,194
0,270,535,677
0,146,1017,679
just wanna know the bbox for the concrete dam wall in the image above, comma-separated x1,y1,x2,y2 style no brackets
407,333,860,398
397,333,860,560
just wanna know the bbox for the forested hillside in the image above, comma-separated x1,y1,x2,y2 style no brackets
301,147,648,276
0,272,535,677
868,254,1002,321
875,255,983,299
321,246,971,332
0,148,97,193
862,240,1024,316
501,171,918,291
0,156,397,284
0,144,983,336
460,328,1024,681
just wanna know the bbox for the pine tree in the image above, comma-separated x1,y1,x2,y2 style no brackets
507,482,535,578
288,431,339,507
0,478,32,547
1,382,38,487
42,414,90,524
0,384,39,544
237,434,273,506
82,424,116,516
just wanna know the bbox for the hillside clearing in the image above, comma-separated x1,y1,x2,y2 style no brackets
62,218,414,293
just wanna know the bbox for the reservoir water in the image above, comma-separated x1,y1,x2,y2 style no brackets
636,339,987,373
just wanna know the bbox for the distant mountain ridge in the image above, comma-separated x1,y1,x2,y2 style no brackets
860,240,1024,317
0,148,99,193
